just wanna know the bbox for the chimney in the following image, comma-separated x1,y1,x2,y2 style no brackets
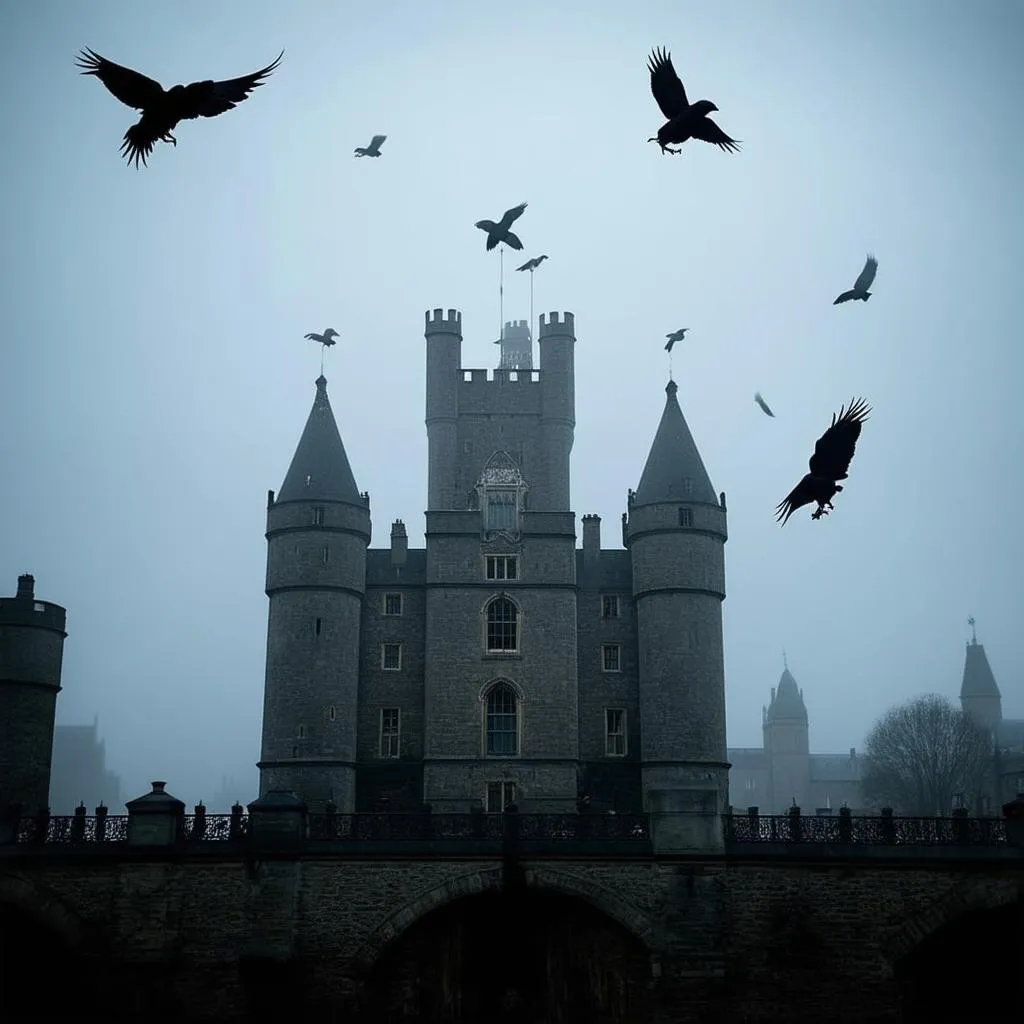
16,574,34,600
582,515,601,576
390,519,408,566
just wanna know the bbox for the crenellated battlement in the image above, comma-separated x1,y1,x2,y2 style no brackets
424,308,463,335
538,311,575,338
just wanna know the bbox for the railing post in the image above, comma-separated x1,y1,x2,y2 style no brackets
247,791,307,850
33,807,50,846
0,803,22,845
746,806,759,842
323,799,338,840
191,802,207,841
95,803,108,842
787,805,802,843
880,807,896,844
71,804,87,842
1002,793,1024,846
126,781,186,847
838,806,852,844
470,803,485,838
952,806,970,844
229,802,245,841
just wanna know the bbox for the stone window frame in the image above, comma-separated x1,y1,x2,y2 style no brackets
485,554,519,582
383,592,403,616
379,707,400,758
482,594,521,656
485,780,517,812
381,642,402,671
480,678,524,757
601,643,622,673
312,506,325,526
601,594,621,619
604,707,627,757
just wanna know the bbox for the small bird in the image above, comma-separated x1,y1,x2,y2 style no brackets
664,328,689,352
304,328,339,346
76,48,283,168
354,134,386,158
775,399,871,525
475,203,528,251
516,255,548,272
833,255,878,305
754,392,775,417
647,47,740,156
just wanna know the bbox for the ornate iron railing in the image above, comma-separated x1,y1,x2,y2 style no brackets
724,812,1007,845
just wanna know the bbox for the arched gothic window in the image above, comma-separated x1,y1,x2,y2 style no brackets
486,682,519,755
486,597,518,652
476,451,528,539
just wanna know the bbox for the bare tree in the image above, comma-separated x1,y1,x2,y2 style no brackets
862,694,993,815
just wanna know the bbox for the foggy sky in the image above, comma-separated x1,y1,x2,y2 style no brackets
2,0,1021,809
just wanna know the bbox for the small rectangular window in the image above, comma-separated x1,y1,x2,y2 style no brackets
605,708,626,756
678,507,692,528
322,545,330,565
379,708,400,758
486,781,517,813
314,617,322,638
312,507,324,526
601,595,620,619
602,644,621,672
382,643,402,671
745,777,756,791
486,555,518,581
384,593,403,616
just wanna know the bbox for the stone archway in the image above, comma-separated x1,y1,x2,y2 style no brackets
359,869,656,1023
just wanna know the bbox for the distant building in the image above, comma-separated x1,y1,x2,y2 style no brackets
207,773,258,813
49,717,122,813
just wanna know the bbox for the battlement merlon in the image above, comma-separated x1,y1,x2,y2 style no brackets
424,308,463,337
538,311,575,339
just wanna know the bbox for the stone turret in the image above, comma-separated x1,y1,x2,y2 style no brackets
762,662,811,812
0,574,68,815
424,308,463,511
259,375,371,812
537,312,575,511
960,619,1002,732
625,380,728,850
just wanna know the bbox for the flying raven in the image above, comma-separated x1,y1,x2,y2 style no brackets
475,203,528,251
754,392,775,417
516,255,548,272
647,47,740,156
304,328,339,346
354,134,386,157
76,48,283,168
833,255,878,305
665,328,689,352
775,399,870,524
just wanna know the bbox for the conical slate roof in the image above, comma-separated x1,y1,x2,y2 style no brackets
961,638,1001,698
765,668,808,723
277,376,361,504
634,380,717,505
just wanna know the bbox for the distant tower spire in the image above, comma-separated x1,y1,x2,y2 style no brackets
968,616,977,645
783,648,788,670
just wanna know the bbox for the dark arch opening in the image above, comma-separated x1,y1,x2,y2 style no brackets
895,901,1024,1021
0,902,83,1019
363,886,651,1023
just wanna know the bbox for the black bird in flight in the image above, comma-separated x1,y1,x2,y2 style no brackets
76,48,283,168
475,203,528,251
516,255,548,272
754,392,775,417
354,134,387,157
304,328,339,347
647,48,740,156
775,399,870,525
665,328,689,352
833,255,878,304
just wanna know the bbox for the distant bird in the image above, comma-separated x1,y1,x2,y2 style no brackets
775,399,871,525
664,328,689,352
516,255,548,272
354,134,386,158
647,47,740,156
754,392,775,417
833,255,878,305
304,328,339,347
475,203,528,251
76,48,283,168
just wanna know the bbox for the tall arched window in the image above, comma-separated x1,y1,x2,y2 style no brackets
486,682,519,755
486,597,518,652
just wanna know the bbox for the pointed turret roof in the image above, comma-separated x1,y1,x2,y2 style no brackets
961,630,1001,699
765,667,808,723
634,380,718,505
277,376,361,504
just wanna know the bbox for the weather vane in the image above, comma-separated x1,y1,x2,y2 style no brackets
968,616,976,644
664,328,688,381
515,255,549,342
475,202,528,342
303,327,339,376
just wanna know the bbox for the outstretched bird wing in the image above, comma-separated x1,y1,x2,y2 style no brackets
498,202,528,230
853,255,878,293
368,134,387,153
174,51,283,121
648,48,688,119
807,398,870,480
775,477,816,525
515,258,533,272
690,116,741,153
76,49,166,110
755,392,775,417
833,289,856,305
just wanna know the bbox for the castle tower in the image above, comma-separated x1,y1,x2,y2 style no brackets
762,662,811,813
258,375,370,812
960,618,1002,732
496,319,533,370
422,309,579,813
624,380,728,849
0,574,68,814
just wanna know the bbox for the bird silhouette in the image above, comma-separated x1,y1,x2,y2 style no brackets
833,255,878,304
754,392,775,417
647,48,740,156
664,328,689,352
475,203,528,251
304,328,339,347
775,399,871,525
76,48,283,168
516,255,548,272
354,134,386,157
